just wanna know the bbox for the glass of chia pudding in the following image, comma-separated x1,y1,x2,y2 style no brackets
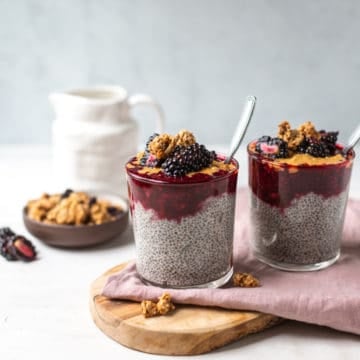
126,130,238,288
248,121,355,271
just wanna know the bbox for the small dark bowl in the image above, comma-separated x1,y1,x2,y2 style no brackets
23,194,129,248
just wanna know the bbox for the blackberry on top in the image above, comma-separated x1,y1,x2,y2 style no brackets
137,130,216,177
254,121,340,160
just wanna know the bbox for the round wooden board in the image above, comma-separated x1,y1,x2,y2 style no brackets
89,263,281,355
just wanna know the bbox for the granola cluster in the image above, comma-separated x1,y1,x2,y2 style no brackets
277,121,320,151
139,276,259,318
139,129,196,161
135,129,219,177
233,272,260,287
255,121,339,159
26,189,123,226
140,293,176,318
148,133,175,160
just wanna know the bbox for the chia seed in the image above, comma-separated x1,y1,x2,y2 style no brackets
132,193,236,288
250,191,349,270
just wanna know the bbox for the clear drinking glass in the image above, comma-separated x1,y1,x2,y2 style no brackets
248,144,355,271
126,156,239,288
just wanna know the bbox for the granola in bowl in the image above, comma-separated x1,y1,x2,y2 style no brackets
23,189,129,248
26,189,124,226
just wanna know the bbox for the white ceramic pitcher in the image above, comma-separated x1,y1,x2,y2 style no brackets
50,85,165,198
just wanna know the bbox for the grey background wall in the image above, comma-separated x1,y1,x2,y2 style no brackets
1,0,359,146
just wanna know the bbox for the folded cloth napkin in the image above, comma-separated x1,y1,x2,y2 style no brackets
102,188,360,335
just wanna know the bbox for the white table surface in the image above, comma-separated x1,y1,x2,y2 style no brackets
0,144,359,360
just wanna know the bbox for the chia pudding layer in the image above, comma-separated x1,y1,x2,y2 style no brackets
250,191,348,268
132,192,236,287
126,155,238,288
248,142,355,271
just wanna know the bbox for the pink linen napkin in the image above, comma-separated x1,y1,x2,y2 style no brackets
102,188,360,335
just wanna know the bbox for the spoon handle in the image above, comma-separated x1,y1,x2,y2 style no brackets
343,123,360,155
225,95,257,164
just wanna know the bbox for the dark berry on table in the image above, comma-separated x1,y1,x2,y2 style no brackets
6,235,37,261
0,228,37,262
1,240,17,260
162,143,216,177
89,196,97,207
0,227,16,242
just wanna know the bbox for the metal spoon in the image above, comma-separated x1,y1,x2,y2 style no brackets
224,95,257,164
343,123,360,155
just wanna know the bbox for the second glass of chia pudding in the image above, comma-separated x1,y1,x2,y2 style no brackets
126,130,239,288
248,121,355,271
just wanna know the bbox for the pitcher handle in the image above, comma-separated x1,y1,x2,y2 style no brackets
128,94,165,133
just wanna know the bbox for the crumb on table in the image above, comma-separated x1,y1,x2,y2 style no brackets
233,272,260,287
140,292,176,318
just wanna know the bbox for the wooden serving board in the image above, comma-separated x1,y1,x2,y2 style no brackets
89,263,281,355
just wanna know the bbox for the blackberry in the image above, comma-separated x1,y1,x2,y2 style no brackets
0,227,16,241
140,133,162,167
306,142,327,157
6,235,37,262
255,136,271,153
258,135,272,143
1,241,17,261
140,150,162,167
297,136,335,157
139,150,149,166
1,234,37,262
324,143,336,156
0,227,37,262
162,143,216,177
255,142,262,153
277,147,289,159
146,133,159,147
269,138,289,158
255,136,290,158
321,131,338,145
296,138,310,153
0,228,18,260
317,131,338,156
